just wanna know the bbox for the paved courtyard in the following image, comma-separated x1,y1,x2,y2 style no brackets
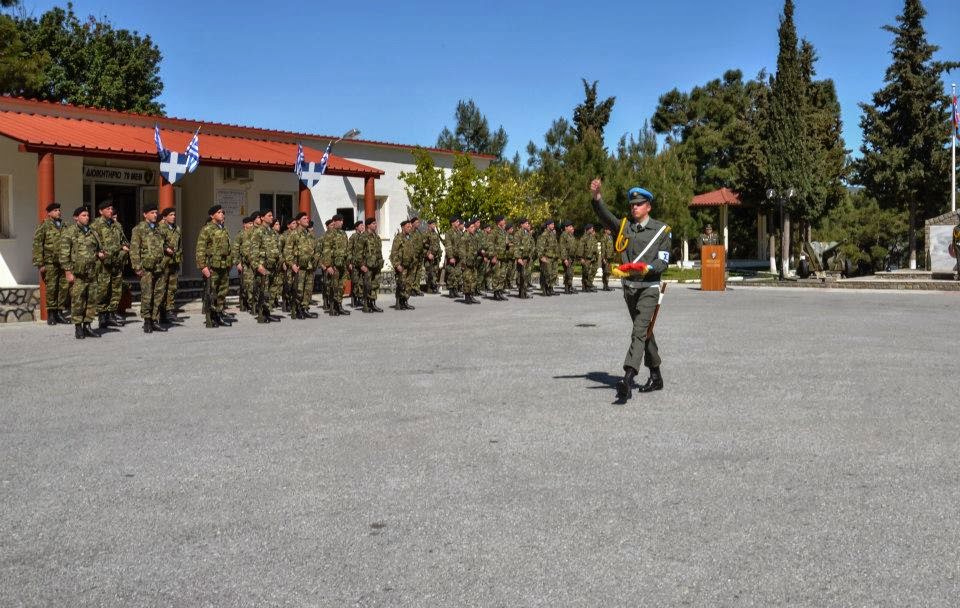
1,286,958,607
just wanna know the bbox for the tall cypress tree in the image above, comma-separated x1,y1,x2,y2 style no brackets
763,0,812,271
857,0,959,269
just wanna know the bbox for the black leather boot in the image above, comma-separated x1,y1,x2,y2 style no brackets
56,310,71,324
111,312,125,326
150,320,168,332
369,298,383,313
48,309,58,325
98,313,109,330
215,312,233,326
361,299,372,313
143,319,153,334
616,367,637,401
82,322,100,338
75,324,84,339
637,368,664,393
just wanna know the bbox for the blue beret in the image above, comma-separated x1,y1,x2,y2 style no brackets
627,187,655,204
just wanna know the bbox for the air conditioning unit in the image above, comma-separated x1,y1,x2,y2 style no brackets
223,167,253,182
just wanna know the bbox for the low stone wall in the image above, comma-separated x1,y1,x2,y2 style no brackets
0,286,41,323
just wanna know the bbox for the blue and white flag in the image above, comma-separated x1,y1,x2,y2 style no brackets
154,124,199,184
295,142,332,187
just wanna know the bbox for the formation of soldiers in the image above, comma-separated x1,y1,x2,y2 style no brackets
35,202,623,339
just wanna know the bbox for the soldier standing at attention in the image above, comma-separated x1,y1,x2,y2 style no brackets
60,206,104,339
591,179,672,401
157,207,182,325
559,221,578,294
278,217,297,312
600,226,616,291
423,219,442,294
348,220,366,308
513,218,535,299
504,222,517,291
196,205,234,328
90,200,128,329
357,217,384,312
697,224,719,253
487,216,509,301
321,214,350,316
295,216,322,318
390,219,418,310
442,215,463,298
33,202,69,325
130,204,167,334
456,218,483,304
408,216,425,296
536,219,559,296
233,215,253,312
579,224,599,292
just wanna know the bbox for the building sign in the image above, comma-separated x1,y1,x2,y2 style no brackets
84,165,155,186
216,189,246,216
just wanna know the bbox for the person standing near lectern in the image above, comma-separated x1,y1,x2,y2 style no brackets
590,179,672,401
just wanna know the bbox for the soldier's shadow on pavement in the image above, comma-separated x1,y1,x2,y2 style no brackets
553,371,627,404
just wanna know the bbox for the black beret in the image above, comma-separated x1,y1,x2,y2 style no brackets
331,214,343,222
72,206,88,216
365,217,377,226
354,220,364,228
400,219,411,227
242,215,252,223
409,215,419,221
143,203,158,213
543,218,555,226
325,218,334,226
450,214,462,223
45,202,61,212
96,200,114,211
207,204,222,216
516,217,528,224
160,207,176,218
294,212,308,220
493,215,504,222
250,211,262,220
584,223,594,230
426,218,436,225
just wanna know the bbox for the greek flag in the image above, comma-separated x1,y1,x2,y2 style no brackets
295,142,331,187
185,128,200,174
154,124,195,185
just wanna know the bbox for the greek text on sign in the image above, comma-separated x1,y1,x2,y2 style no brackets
84,165,155,186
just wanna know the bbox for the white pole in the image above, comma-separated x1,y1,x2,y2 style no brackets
952,83,956,213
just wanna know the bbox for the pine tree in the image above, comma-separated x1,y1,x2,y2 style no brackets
572,79,615,143
436,99,508,160
857,0,959,268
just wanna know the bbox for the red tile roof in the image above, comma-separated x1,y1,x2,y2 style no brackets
0,104,384,177
0,95,495,161
689,188,743,207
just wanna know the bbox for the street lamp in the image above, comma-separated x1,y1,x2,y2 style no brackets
766,188,796,280
331,128,361,146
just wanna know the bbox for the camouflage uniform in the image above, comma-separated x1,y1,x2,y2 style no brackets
59,221,101,325
486,224,509,298
579,230,599,291
158,221,182,314
442,225,463,295
390,230,419,306
90,217,126,317
479,228,492,292
320,226,349,311
423,227,442,294
130,220,166,322
358,229,384,310
233,226,252,311
195,221,233,314
348,229,365,303
455,229,484,298
264,227,283,307
536,228,559,295
952,222,960,281
513,226,536,298
559,230,578,292
409,228,425,295
504,228,517,290
600,231,617,290
32,217,68,316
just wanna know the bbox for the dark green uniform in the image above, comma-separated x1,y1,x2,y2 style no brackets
390,230,419,307
536,228,559,295
600,231,616,290
559,230,578,292
513,227,536,298
357,230,384,309
442,225,463,295
195,221,233,314
320,227,349,309
32,217,68,316
423,227,442,293
90,216,126,317
233,226,252,311
409,228,425,295
456,229,484,298
504,228,517,290
158,222,182,315
130,220,166,322
579,230,599,291
593,197,672,373
486,225,508,296
59,222,101,325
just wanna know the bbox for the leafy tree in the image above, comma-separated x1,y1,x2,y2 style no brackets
815,189,908,270
399,148,448,222
572,79,615,142
11,3,164,114
436,99,508,160
856,0,959,268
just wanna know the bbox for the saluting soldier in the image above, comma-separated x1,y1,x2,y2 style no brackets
357,217,384,312
90,200,128,329
591,180,672,401
195,204,234,328
32,202,69,325
157,207,182,324
579,224,599,292
600,226,616,291
513,218,536,299
348,220,366,308
423,218,442,294
60,206,104,339
320,214,350,316
558,221,578,294
130,203,167,334
390,219,420,310
442,215,464,298
536,219,559,296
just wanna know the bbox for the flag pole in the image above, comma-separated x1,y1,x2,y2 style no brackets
952,83,956,214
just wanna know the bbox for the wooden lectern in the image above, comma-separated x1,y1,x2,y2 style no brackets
700,245,726,291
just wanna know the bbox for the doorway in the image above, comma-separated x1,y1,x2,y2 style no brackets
94,184,139,239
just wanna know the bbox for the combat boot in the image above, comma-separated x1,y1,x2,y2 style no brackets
616,367,637,401
75,324,84,339
361,299,372,313
216,311,233,326
82,322,100,338
303,306,318,318
150,320,168,332
143,319,153,334
464,293,478,305
637,368,663,393
98,313,110,330
111,312,125,326
56,310,71,324
369,298,383,313
403,297,415,310
47,309,59,325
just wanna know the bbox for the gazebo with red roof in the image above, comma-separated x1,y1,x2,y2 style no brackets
688,187,769,265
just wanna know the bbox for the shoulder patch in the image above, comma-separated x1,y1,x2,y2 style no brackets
659,250,670,262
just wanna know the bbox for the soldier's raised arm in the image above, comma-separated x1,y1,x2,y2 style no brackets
590,178,620,232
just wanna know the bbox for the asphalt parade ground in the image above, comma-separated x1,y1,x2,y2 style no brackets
1,286,958,607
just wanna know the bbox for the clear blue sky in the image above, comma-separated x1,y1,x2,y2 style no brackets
18,0,960,160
